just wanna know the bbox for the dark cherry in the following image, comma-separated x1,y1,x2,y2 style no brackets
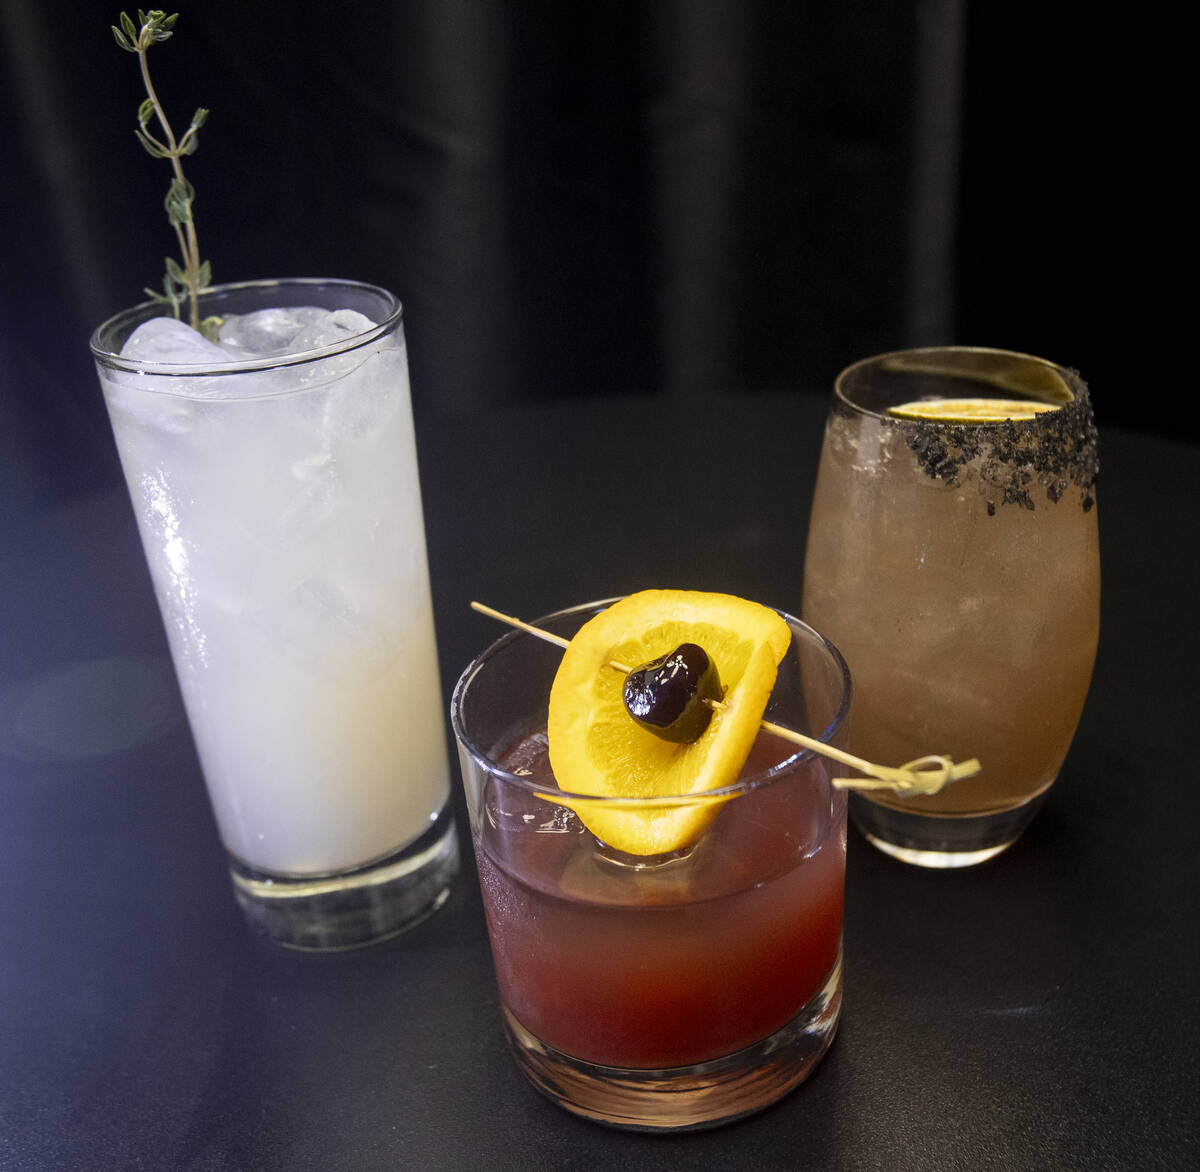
622,643,723,743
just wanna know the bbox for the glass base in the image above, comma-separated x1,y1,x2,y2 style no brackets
501,948,842,1132
850,788,1051,869
229,808,459,950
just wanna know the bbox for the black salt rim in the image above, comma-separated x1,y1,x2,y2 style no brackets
832,346,1099,511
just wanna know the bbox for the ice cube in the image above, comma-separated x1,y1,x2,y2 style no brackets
107,316,266,417
315,348,407,443
102,319,218,432
102,378,200,434
214,307,308,359
120,317,230,365
502,730,550,777
216,307,376,360
288,309,377,354
237,449,338,551
250,573,400,681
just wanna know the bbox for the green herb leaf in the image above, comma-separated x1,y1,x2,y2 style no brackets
145,276,184,318
147,11,177,43
164,178,194,227
134,128,169,159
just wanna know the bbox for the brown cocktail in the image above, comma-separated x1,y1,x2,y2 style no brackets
802,347,1099,866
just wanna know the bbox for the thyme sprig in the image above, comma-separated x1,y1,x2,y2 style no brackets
113,10,218,337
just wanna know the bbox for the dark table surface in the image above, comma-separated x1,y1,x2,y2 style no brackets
1,386,1196,1171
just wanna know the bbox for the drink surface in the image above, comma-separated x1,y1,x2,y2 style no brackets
476,728,846,1069
803,402,1100,816
98,308,449,874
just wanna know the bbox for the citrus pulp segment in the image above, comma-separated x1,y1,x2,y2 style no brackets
546,590,792,855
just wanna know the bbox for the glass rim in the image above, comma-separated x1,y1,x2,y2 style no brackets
450,596,853,809
89,277,402,378
833,344,1089,425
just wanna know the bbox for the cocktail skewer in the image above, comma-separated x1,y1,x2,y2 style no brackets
470,602,980,795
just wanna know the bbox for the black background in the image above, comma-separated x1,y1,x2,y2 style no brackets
2,2,1144,449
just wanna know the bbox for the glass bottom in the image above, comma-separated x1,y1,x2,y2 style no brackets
850,787,1051,869
228,807,459,950
501,947,842,1132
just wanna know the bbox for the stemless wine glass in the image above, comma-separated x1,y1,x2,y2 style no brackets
802,347,1099,867
452,600,851,1131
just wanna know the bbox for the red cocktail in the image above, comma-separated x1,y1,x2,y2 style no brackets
452,599,851,1130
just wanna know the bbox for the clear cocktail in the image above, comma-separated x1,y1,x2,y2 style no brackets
452,598,850,1130
92,279,458,947
803,347,1099,866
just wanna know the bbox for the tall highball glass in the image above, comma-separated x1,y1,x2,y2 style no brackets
452,600,850,1131
91,279,458,947
803,346,1100,867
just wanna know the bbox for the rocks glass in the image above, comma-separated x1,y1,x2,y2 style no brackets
451,600,850,1130
803,346,1099,867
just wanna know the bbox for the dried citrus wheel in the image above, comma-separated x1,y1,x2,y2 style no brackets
887,397,1059,423
546,590,791,855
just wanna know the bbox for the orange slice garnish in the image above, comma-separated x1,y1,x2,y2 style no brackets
546,590,790,855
